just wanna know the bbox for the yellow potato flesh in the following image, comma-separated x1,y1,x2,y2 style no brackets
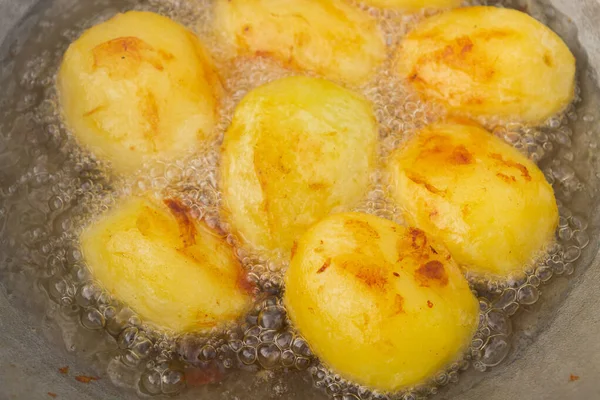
387,121,558,278
213,0,386,84
220,76,378,256
284,213,479,391
58,11,222,175
362,0,461,11
81,197,251,332
396,6,576,123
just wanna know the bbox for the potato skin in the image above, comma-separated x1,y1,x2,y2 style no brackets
396,6,576,123
362,0,461,11
220,76,378,256
387,121,558,278
284,212,479,391
81,197,251,332
58,11,222,174
213,0,386,84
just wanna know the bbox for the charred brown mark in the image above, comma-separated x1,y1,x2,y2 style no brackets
429,246,438,255
82,104,107,117
338,256,391,290
409,228,427,250
419,135,473,166
74,376,99,384
317,258,332,274
355,267,388,289
490,153,532,181
496,172,517,183
427,300,434,308
393,272,400,277
449,145,474,165
344,219,380,239
164,199,197,247
406,173,446,196
416,260,449,287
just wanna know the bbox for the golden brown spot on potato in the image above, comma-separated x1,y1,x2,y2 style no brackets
255,50,273,58
416,260,449,287
355,267,388,289
158,49,175,61
406,172,446,196
476,29,516,41
490,153,532,181
429,246,438,255
408,228,427,250
461,204,471,218
314,246,324,253
449,145,474,165
243,24,252,33
393,294,404,315
543,51,554,67
237,273,256,296
339,257,388,290
408,34,497,91
427,300,434,308
291,241,298,259
393,272,400,277
457,36,474,54
344,219,380,239
164,199,197,247
308,182,330,190
83,104,107,117
465,96,485,105
317,258,332,274
496,172,517,183
92,37,165,79
139,90,160,142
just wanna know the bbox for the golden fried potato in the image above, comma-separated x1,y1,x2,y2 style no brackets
220,76,377,256
396,6,576,123
58,11,222,174
387,120,558,278
362,0,461,11
81,197,251,332
213,0,386,84
284,213,479,391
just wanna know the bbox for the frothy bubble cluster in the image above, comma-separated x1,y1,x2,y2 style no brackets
0,0,597,399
